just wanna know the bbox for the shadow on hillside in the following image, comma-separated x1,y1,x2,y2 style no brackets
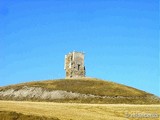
0,111,60,120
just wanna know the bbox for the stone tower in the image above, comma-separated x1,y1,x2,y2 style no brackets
64,51,85,78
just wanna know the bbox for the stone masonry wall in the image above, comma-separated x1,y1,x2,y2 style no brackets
64,52,85,78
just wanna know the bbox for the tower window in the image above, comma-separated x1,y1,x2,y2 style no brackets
78,64,80,71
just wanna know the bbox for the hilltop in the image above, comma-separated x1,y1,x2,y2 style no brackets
0,78,159,104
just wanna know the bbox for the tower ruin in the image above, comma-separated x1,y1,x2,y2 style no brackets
64,51,86,78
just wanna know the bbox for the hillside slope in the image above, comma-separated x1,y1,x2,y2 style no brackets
0,78,159,104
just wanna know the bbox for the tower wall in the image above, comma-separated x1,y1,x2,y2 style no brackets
64,52,85,78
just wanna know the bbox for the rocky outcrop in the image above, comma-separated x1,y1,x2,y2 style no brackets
1,86,159,103
0,86,96,100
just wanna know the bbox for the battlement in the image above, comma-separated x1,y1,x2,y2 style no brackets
64,51,86,78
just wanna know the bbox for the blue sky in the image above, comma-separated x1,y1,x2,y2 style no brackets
0,0,159,96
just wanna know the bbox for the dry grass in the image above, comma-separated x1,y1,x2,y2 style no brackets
0,111,59,120
0,100,159,120
0,78,151,97
1,78,159,104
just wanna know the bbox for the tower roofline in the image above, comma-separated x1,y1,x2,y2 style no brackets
70,51,85,54
66,51,85,56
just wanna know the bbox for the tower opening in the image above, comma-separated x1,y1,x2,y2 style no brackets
78,64,80,71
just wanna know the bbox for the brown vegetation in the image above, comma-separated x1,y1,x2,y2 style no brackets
0,110,59,120
0,78,159,104
0,101,159,120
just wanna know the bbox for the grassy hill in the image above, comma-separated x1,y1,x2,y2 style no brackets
0,78,159,104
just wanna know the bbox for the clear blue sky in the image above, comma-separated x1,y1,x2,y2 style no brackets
0,0,159,96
